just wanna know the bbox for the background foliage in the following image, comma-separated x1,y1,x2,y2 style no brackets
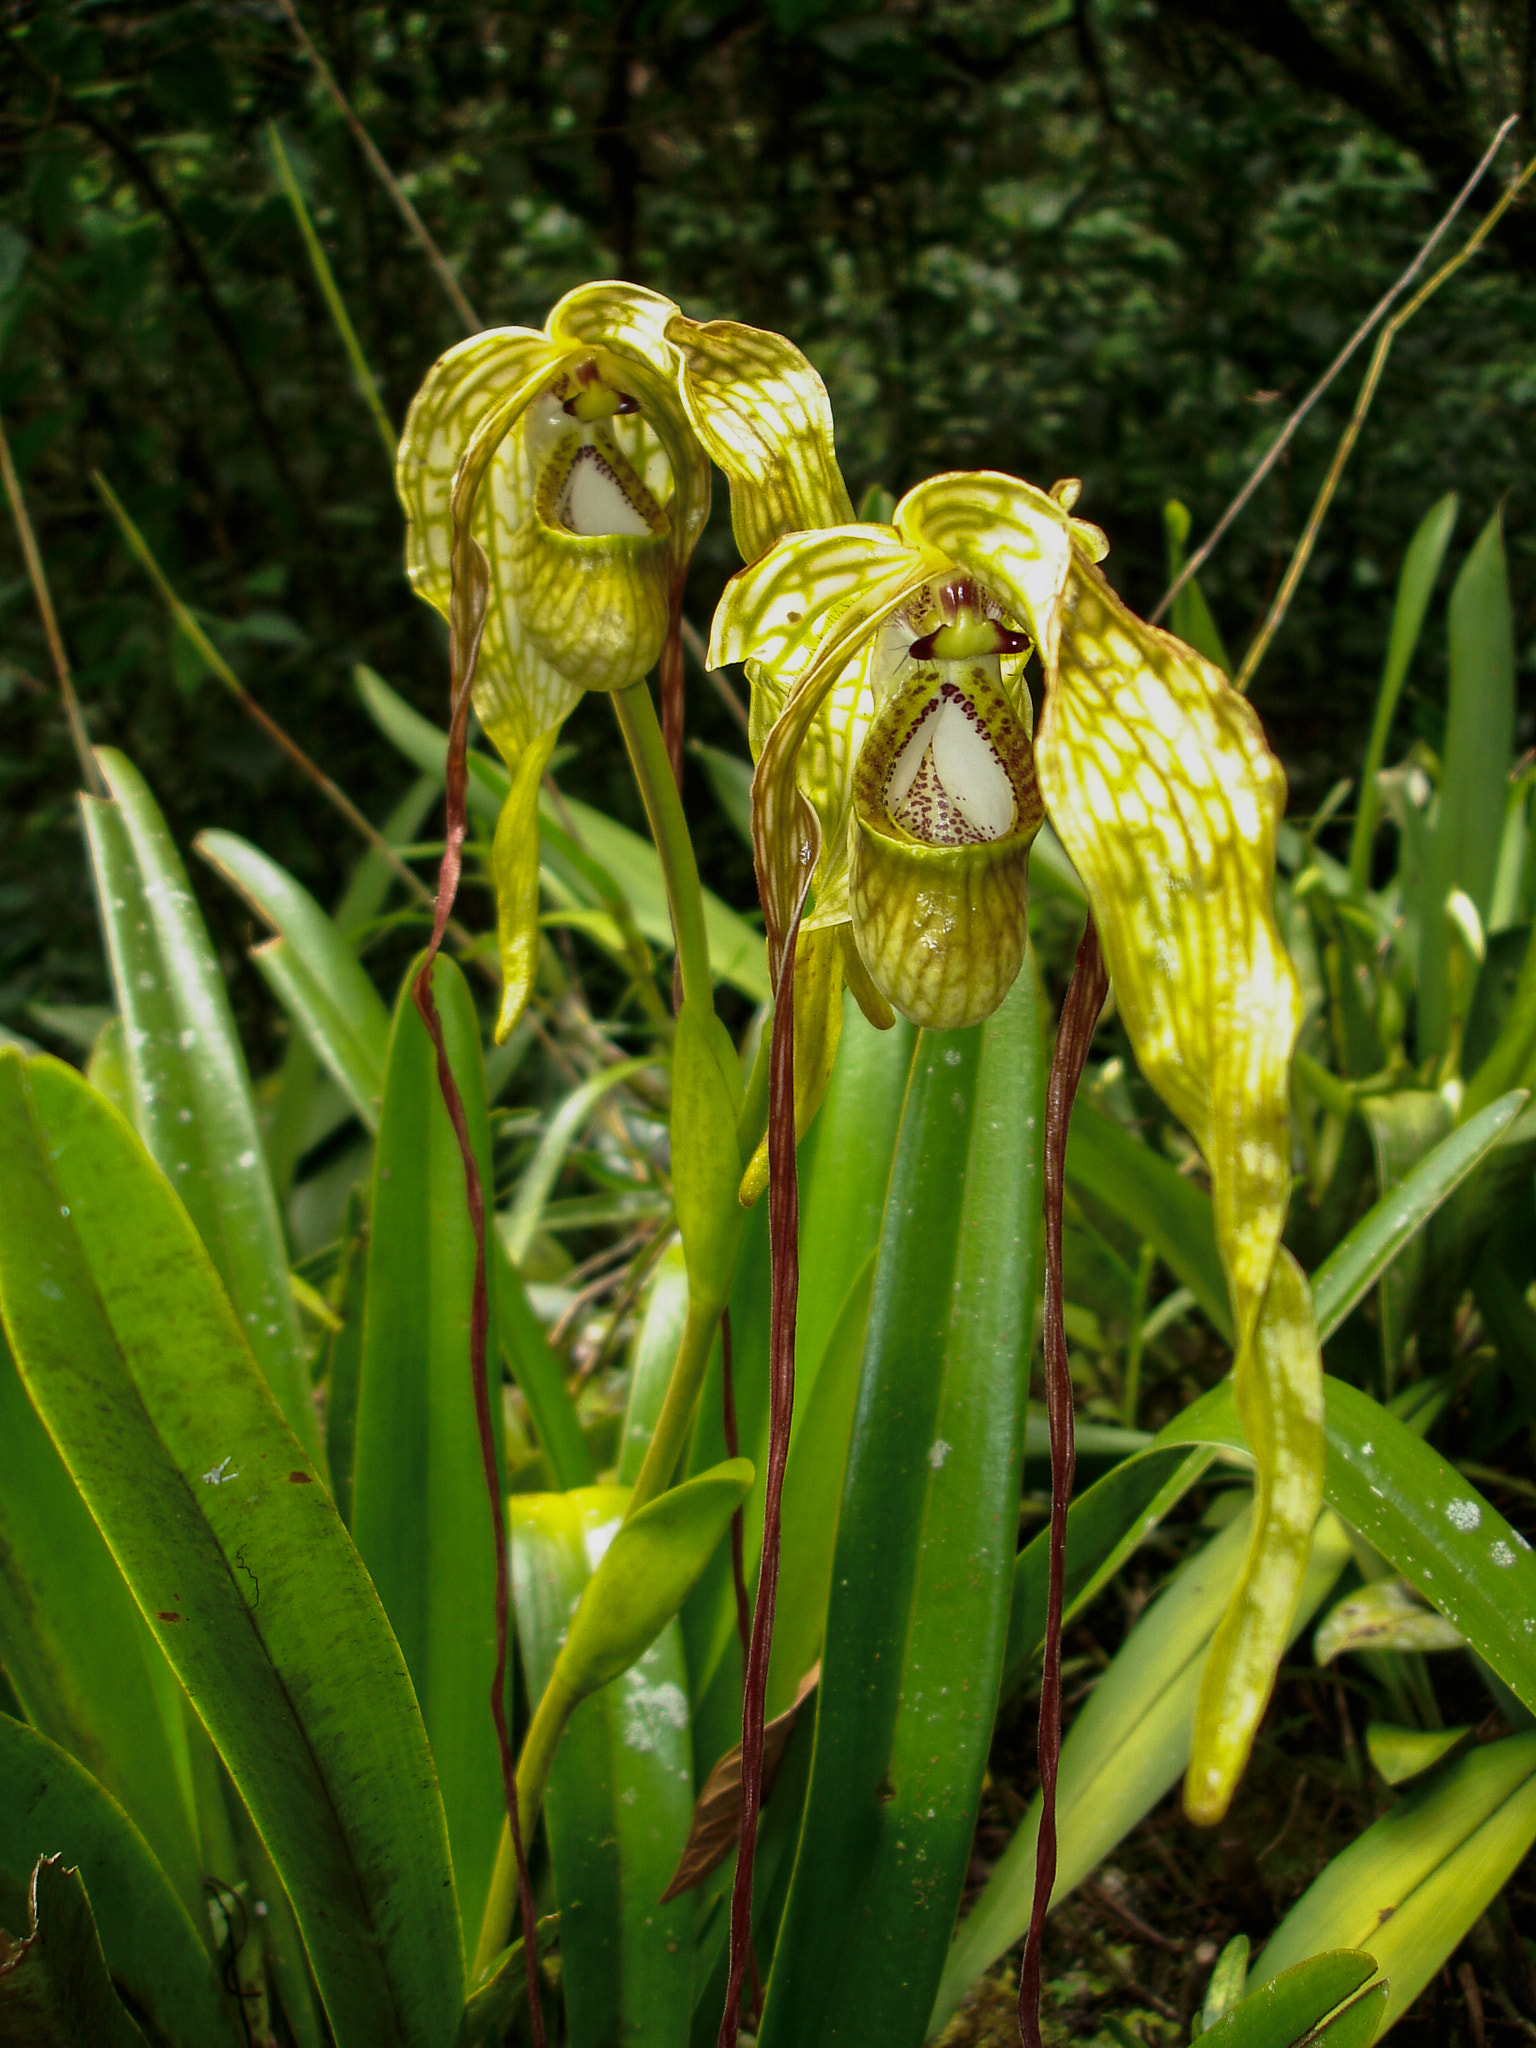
3,0,1536,1042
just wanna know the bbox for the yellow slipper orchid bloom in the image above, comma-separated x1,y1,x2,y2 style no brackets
396,281,851,1040
711,469,1322,1824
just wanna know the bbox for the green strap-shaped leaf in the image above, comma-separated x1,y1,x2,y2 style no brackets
350,957,506,1958
1164,1374,1536,1716
1259,1734,1536,2032
0,1050,463,2048
681,998,917,1770
510,1488,696,2048
195,830,392,1129
1314,1089,1523,1341
1201,1954,1378,2048
1418,508,1515,1057
0,1855,148,2048
758,960,1045,2048
0,1719,229,2048
0,1321,202,1927
81,751,318,1459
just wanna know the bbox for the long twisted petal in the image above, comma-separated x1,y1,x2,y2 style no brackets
1035,554,1321,1824
396,328,554,613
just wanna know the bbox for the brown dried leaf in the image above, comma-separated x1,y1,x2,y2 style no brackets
659,1663,819,1904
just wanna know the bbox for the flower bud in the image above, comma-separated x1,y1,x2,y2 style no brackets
849,653,1043,1030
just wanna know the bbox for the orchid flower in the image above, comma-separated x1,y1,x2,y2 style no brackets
712,470,1324,1825
396,280,851,1040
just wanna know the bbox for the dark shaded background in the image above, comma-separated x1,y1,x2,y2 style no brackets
3,0,1535,1038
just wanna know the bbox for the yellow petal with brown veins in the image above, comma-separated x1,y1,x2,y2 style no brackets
1035,551,1322,1825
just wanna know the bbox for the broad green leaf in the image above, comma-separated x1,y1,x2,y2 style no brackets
932,1509,1350,2034
0,1855,148,2047
670,1002,745,1310
555,1459,752,1704
321,1187,368,1526
617,1242,690,1485
1066,1102,1232,1344
1309,1984,1389,2048
1364,1720,1469,1786
1259,1734,1536,2031
350,956,506,1958
682,997,917,1768
759,960,1045,2048
0,1720,229,2048
510,1489,694,2048
1312,1089,1523,1344
0,1051,463,2048
354,664,770,1001
494,1239,594,1490
81,751,318,1460
1200,1932,1250,2031
1156,1374,1536,1719
1418,509,1515,1058
1348,493,1457,894
1202,1954,1378,2048
196,830,391,1128
0,1321,202,1925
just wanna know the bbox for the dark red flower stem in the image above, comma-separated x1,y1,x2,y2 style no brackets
1018,916,1107,2048
720,1307,753,1668
718,910,803,2048
411,656,544,2043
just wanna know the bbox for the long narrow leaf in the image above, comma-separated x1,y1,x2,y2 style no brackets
0,1051,464,2048
196,830,391,1128
759,962,1046,2048
350,957,506,1956
81,751,318,1458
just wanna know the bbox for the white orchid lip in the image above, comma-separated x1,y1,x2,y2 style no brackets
885,681,1017,844
557,446,657,538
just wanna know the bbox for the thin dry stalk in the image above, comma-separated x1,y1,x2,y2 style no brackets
276,0,482,335
1235,148,1536,693
0,414,105,795
1152,114,1519,630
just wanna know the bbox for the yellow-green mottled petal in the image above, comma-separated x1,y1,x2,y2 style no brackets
1036,553,1318,1821
738,924,845,1206
548,280,681,371
396,327,555,614
1188,1250,1323,1822
491,726,561,1043
895,471,1075,676
709,524,907,677
668,313,856,562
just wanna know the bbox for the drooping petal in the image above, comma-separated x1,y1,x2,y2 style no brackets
396,327,555,615
895,471,1075,679
714,526,919,943
491,726,562,1042
668,313,856,561
1035,552,1321,1822
749,552,943,984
